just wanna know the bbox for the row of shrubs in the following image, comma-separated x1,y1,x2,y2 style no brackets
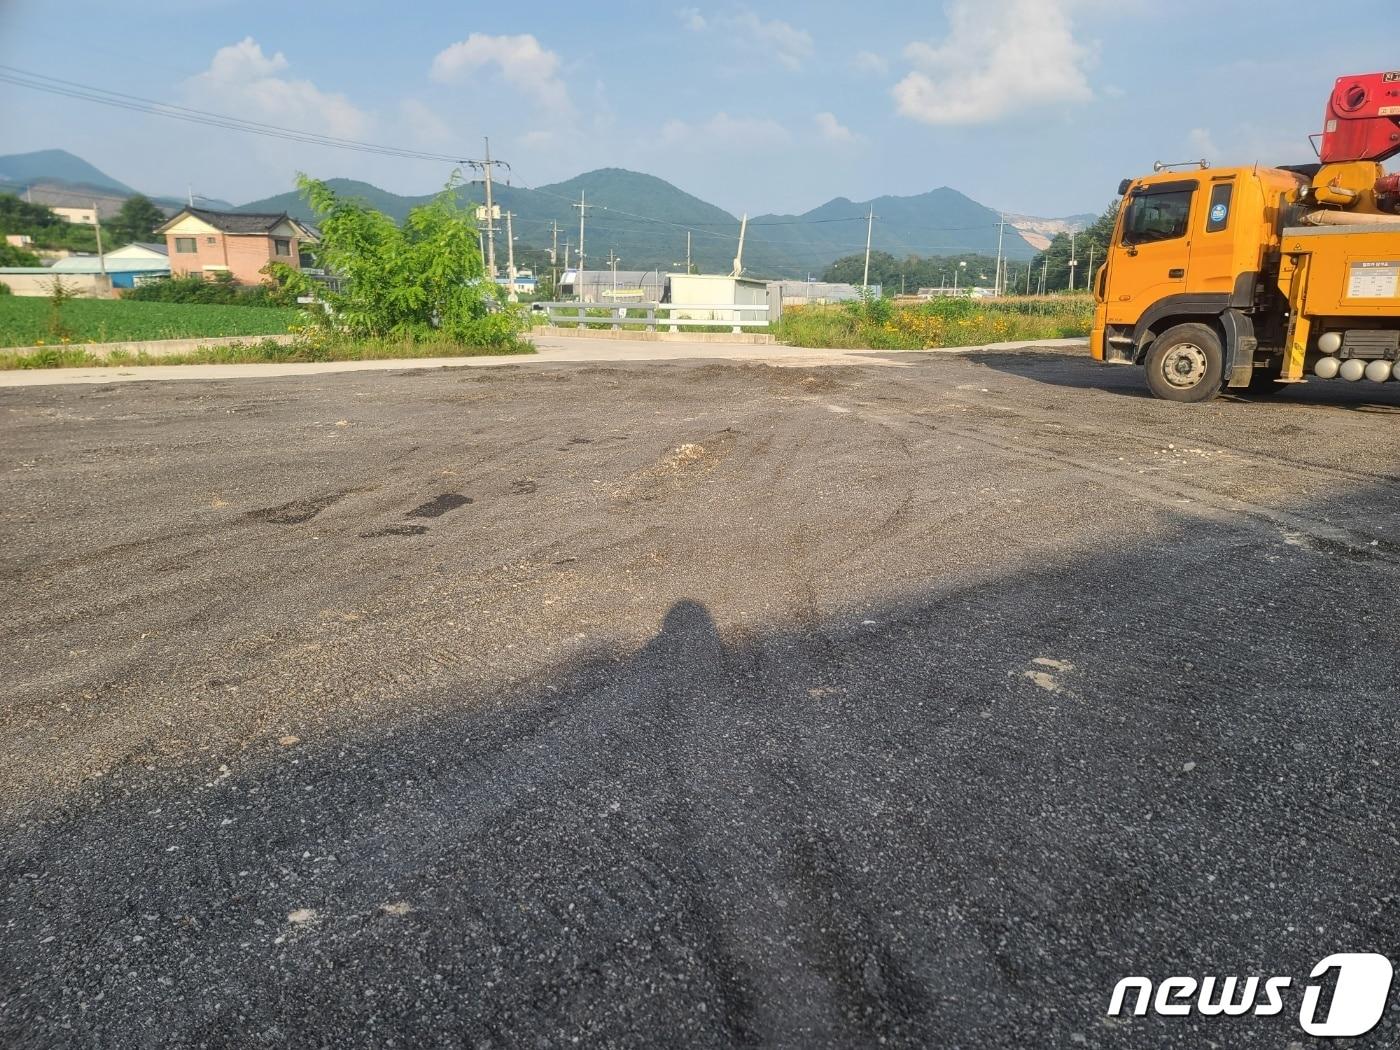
121,271,299,308
774,291,1095,351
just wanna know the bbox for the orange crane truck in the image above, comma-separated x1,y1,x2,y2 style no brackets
1092,71,1400,402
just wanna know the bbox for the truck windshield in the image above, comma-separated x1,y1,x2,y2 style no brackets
1122,189,1194,245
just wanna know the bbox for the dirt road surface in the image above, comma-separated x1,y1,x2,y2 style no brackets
4,348,1399,1047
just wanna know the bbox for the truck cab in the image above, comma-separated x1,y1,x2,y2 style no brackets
1092,165,1306,401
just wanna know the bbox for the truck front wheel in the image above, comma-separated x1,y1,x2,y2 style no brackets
1143,323,1224,403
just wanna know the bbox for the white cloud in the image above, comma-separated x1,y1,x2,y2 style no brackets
400,98,451,146
893,0,1094,125
430,33,570,109
814,112,855,144
1188,127,1220,161
517,129,558,150
677,6,707,31
684,10,813,71
186,38,370,139
661,112,790,149
727,11,813,70
852,51,888,76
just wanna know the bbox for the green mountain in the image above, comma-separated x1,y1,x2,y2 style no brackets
748,188,1035,277
238,169,752,273
239,169,1034,278
236,178,418,223
0,149,1038,277
0,149,136,196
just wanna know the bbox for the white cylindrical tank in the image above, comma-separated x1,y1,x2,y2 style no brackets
1391,361,1400,382
1318,331,1344,355
1315,356,1342,379
1366,360,1392,383
1341,359,1367,381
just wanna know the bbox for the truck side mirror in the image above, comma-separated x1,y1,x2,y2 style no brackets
1118,179,1133,197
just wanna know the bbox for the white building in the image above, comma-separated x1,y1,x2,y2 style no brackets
52,206,99,226
667,273,771,325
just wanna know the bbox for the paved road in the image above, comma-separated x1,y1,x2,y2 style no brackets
4,348,1400,1047
0,334,1086,387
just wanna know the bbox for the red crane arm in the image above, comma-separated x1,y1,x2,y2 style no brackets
1321,72,1400,165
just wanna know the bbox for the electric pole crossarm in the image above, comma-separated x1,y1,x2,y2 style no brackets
462,136,511,280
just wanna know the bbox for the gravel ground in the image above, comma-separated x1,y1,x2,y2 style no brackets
3,349,1400,1048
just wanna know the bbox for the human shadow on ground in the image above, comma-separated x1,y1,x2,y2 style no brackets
5,483,1400,1049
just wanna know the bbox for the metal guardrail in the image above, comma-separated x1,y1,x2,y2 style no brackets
537,301,770,334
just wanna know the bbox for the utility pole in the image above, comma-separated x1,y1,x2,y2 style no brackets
608,248,619,295
1086,243,1096,293
994,214,1008,296
862,204,875,289
686,230,692,274
463,137,510,280
1067,230,1078,293
573,190,592,301
505,210,517,301
550,221,559,299
731,214,748,277
92,200,108,285
1040,255,1049,296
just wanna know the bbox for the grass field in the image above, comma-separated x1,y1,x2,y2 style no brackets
0,296,300,346
774,295,1094,351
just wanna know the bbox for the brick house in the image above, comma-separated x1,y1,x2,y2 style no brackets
155,208,317,284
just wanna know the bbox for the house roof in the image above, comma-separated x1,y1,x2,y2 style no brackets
105,241,169,259
156,208,301,236
50,255,170,274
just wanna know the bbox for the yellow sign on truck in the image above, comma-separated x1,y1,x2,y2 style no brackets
1092,71,1400,401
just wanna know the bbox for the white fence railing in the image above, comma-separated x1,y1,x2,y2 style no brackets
537,301,770,334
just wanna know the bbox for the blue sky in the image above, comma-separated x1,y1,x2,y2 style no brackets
2,0,1399,218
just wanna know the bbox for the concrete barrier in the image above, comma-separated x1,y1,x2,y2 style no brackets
536,326,775,345
0,333,298,358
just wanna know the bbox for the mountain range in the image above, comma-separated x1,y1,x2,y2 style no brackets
0,149,235,218
240,170,1044,276
1,149,1085,277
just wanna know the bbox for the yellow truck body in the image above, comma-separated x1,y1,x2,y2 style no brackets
1092,162,1400,400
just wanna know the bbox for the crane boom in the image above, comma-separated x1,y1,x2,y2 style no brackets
1320,71,1400,165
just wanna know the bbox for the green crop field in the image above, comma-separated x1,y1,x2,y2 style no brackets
0,296,300,346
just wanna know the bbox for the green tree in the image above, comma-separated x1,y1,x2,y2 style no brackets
0,242,41,266
1030,201,1122,294
296,174,525,347
0,194,63,230
822,250,1003,292
108,194,166,244
0,193,99,253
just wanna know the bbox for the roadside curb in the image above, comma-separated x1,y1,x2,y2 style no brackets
0,333,298,359
0,339,1089,388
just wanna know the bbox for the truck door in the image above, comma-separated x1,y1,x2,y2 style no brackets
1105,179,1199,329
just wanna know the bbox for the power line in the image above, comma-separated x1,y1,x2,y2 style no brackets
0,63,1033,268
0,65,468,164
462,137,509,278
